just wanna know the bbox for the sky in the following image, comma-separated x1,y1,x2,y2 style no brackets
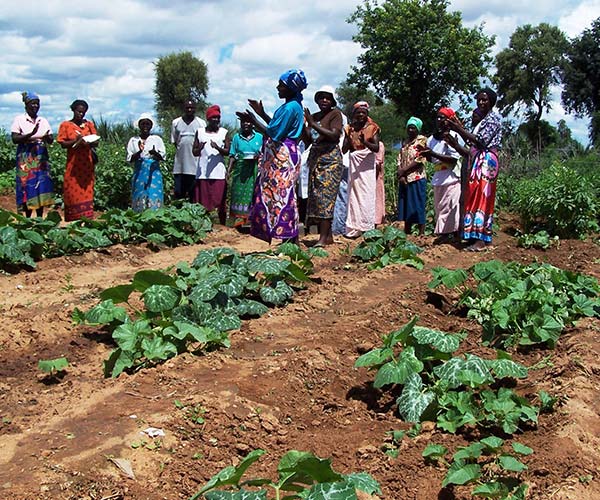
1,0,599,143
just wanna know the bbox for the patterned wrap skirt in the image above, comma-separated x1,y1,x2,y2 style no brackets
306,145,343,220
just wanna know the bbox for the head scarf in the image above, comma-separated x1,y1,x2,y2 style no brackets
135,112,154,129
279,69,308,102
206,104,221,120
438,107,455,119
314,85,337,107
477,87,497,107
353,101,370,112
406,116,423,132
70,99,89,112
21,91,39,103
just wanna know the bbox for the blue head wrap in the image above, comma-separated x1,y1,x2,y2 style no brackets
279,69,308,102
22,91,40,103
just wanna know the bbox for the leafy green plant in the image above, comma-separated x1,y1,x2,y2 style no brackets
351,225,424,270
516,230,559,250
74,246,314,377
0,203,212,271
189,449,381,500
38,357,69,377
429,261,600,349
423,436,532,498
355,318,536,434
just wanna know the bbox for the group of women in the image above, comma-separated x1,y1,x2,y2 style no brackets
10,77,502,251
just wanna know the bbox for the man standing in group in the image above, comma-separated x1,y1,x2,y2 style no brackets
171,100,206,201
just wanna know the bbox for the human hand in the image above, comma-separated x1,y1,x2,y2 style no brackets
29,123,40,137
236,110,257,126
303,108,314,127
248,99,264,116
138,139,145,151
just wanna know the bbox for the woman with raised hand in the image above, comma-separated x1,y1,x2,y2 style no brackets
57,99,99,221
342,101,380,239
303,85,343,247
126,113,165,212
227,117,263,228
11,91,55,217
447,87,502,251
420,107,462,241
237,69,307,244
396,117,428,236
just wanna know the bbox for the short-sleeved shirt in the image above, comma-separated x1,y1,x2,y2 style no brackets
397,135,427,183
195,127,228,179
229,131,263,159
427,133,461,186
126,135,166,162
473,111,502,150
171,116,206,175
345,118,381,151
266,100,304,142
11,114,52,142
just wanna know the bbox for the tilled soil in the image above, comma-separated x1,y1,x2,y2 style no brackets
0,218,599,500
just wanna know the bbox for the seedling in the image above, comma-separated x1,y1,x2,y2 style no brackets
38,357,69,380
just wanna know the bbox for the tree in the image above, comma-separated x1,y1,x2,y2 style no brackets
154,51,209,128
347,0,494,123
561,17,600,146
493,23,568,148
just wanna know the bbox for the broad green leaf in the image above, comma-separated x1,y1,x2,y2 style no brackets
479,436,504,451
411,326,462,353
354,347,393,368
511,442,533,456
204,490,267,500
453,442,484,461
428,267,469,289
104,348,136,378
442,463,481,487
190,281,220,302
84,300,128,325
132,270,177,291
244,255,289,275
278,451,343,487
143,284,180,313
343,473,381,495
113,320,151,351
99,284,135,304
141,336,178,360
373,347,423,388
260,280,294,305
422,444,448,460
38,357,69,373
385,316,419,348
486,358,528,379
396,373,435,423
305,481,357,500
172,321,213,343
498,455,527,472
471,481,508,497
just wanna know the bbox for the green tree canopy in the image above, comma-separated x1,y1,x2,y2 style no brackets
561,17,600,145
494,23,568,137
347,0,494,123
154,51,209,128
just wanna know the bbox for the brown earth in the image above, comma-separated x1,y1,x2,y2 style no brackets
0,208,599,500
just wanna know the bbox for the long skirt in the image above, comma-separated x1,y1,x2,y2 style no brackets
15,142,54,211
332,166,349,235
463,149,499,243
375,164,385,225
131,158,164,212
397,178,427,225
433,182,461,234
346,148,376,232
307,146,343,221
249,137,300,243
230,159,258,225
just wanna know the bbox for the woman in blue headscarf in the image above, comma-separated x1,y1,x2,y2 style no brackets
396,116,428,235
237,69,307,243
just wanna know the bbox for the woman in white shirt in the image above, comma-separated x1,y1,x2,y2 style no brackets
192,104,230,224
126,113,166,212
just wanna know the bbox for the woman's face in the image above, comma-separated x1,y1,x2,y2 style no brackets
277,80,293,99
476,92,491,115
407,124,418,140
316,94,334,112
25,99,40,117
240,120,253,134
138,119,153,135
72,104,87,122
436,113,448,132
352,107,368,125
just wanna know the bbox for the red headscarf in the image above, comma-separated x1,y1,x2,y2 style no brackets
438,107,455,119
206,105,221,119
